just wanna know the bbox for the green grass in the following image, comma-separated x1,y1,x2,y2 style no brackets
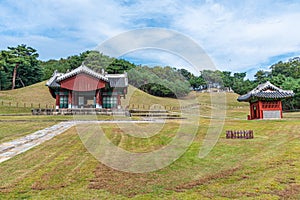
0,81,55,114
0,115,114,143
0,121,56,143
0,116,299,199
0,81,55,105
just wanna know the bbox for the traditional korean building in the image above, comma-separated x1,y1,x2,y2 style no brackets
46,63,128,109
237,81,294,120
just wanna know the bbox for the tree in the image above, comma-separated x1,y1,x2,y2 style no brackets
189,76,206,89
254,70,269,84
178,68,193,80
270,57,300,79
221,71,233,88
0,44,42,90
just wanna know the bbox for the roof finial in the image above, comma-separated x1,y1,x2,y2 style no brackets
81,61,85,66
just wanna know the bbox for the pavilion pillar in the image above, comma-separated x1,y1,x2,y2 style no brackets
68,91,72,109
55,94,60,109
279,100,283,118
96,90,102,109
258,101,263,119
117,95,121,109
72,92,78,108
249,103,254,120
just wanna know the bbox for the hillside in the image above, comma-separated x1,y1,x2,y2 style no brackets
0,81,55,106
0,81,247,114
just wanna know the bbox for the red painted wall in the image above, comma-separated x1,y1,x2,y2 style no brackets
249,100,282,119
60,74,106,91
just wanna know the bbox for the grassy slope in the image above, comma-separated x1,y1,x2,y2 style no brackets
0,81,55,106
0,81,55,113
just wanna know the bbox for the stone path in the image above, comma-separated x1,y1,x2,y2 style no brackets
0,121,75,163
0,120,164,163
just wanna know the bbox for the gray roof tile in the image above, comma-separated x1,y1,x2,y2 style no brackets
237,81,294,102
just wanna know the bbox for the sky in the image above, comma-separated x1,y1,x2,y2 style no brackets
1,0,300,79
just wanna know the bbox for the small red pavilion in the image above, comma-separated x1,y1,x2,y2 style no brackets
237,81,294,120
46,63,128,109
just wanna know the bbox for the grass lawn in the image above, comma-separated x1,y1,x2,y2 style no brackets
0,115,115,143
0,116,299,199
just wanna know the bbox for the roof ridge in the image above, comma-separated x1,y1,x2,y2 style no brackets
56,63,108,82
238,81,294,102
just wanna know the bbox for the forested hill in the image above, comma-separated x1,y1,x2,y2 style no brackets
0,45,299,109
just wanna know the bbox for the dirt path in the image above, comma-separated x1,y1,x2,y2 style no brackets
0,120,164,163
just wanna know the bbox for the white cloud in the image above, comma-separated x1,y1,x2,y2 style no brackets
1,0,300,77
172,1,300,72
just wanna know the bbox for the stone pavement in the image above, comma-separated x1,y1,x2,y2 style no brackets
0,120,164,163
0,121,75,163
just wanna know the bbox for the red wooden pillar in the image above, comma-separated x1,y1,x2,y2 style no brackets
68,90,72,108
258,101,263,119
73,92,77,108
99,92,102,106
96,90,102,108
249,103,254,120
279,100,283,118
55,94,60,109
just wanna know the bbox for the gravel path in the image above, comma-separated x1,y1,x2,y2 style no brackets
0,120,164,163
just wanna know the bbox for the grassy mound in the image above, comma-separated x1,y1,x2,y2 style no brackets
0,81,55,113
0,82,248,114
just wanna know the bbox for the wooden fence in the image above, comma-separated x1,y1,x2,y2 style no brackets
0,101,55,109
0,100,248,111
226,130,254,139
127,103,247,111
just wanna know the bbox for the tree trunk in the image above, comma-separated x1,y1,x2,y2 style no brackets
12,63,19,90
18,77,25,87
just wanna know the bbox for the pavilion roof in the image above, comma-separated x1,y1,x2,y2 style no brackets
56,63,108,82
237,81,294,102
45,70,63,88
106,73,128,87
46,63,128,89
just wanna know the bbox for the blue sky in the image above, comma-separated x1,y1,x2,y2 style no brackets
1,0,300,78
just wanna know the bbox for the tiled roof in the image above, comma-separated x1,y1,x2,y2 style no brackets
47,64,128,89
45,70,63,87
106,73,128,87
56,63,108,82
237,81,294,102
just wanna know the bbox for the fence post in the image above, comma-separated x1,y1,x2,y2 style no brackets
24,103,26,108
38,103,40,108
31,103,33,108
